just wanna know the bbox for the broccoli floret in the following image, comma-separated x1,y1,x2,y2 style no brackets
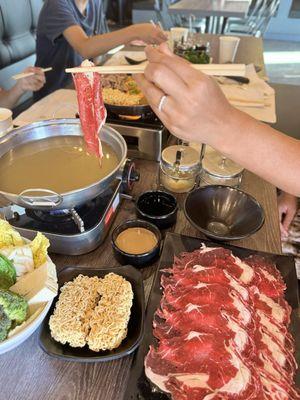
0,274,13,290
0,254,16,289
0,304,11,341
0,290,28,325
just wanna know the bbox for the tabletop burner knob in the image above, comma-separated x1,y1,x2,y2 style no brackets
122,159,140,193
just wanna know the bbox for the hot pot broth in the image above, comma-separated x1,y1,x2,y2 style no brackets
0,136,119,194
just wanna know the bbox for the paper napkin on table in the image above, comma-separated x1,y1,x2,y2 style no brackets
217,64,276,123
14,89,78,127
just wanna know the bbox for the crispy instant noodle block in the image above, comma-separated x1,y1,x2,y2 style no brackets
88,273,133,351
49,273,133,351
49,275,101,347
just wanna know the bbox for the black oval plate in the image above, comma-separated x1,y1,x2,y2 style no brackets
39,265,144,362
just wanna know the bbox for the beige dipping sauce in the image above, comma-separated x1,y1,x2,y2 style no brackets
115,227,158,255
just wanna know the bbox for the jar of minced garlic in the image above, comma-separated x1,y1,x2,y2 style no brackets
159,145,200,193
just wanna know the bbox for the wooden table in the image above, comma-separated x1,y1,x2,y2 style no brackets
168,0,251,33
0,159,281,400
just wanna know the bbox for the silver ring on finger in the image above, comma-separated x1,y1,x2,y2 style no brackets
158,94,167,112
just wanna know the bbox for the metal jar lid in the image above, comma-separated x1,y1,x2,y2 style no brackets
161,145,200,172
202,146,244,179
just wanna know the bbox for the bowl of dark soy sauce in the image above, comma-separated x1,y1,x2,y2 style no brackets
135,190,178,229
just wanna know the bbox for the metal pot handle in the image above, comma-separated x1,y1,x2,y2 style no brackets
19,189,63,208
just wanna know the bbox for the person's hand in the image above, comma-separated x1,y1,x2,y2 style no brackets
134,43,236,145
278,192,298,239
15,67,46,93
129,24,167,45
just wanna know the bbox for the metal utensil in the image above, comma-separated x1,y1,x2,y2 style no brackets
124,56,147,65
224,76,250,84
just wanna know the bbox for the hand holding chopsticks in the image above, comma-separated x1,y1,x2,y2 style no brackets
133,43,239,144
13,66,47,94
12,67,52,81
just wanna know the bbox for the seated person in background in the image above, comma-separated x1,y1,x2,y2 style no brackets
35,0,167,99
0,67,45,109
278,192,300,278
134,43,300,197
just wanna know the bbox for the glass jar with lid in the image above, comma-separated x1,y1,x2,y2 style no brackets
160,145,200,193
200,146,244,187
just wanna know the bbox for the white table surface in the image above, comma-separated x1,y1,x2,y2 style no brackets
169,0,251,18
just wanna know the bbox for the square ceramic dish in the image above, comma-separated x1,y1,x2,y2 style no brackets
39,265,144,362
124,232,300,399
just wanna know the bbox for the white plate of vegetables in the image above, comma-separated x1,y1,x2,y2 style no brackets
0,220,58,354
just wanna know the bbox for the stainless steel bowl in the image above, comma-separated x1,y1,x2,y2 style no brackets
0,119,127,210
184,185,265,241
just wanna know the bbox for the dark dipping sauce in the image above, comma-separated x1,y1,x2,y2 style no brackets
138,192,177,216
136,191,178,229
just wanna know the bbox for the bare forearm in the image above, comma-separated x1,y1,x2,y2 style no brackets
214,108,300,196
73,26,136,59
0,85,24,109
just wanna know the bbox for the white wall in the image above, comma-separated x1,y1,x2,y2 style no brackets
264,0,300,41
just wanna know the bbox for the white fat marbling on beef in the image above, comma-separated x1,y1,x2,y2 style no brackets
259,293,285,323
224,313,249,353
81,59,94,84
194,282,210,289
261,331,286,367
224,270,249,301
193,265,207,272
174,373,211,389
144,365,170,393
257,310,285,345
259,268,278,283
199,245,219,254
230,292,252,326
185,331,203,340
233,256,255,284
185,303,202,313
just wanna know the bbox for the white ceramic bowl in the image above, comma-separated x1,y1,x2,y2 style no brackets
0,251,57,354
0,108,13,137
0,299,53,354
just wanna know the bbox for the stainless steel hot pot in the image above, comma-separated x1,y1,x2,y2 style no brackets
0,119,130,210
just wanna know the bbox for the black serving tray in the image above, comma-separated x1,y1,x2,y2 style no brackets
124,232,300,399
39,265,145,362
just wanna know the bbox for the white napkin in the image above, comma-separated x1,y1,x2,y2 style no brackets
218,64,276,123
14,89,78,126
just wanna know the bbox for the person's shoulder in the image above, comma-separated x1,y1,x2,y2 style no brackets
91,0,103,7
41,0,73,13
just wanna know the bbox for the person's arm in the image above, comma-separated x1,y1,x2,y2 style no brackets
134,44,300,196
0,85,24,110
278,192,298,238
0,67,45,109
63,24,167,59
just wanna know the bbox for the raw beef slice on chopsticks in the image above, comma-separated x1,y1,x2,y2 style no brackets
72,60,107,158
145,245,300,399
